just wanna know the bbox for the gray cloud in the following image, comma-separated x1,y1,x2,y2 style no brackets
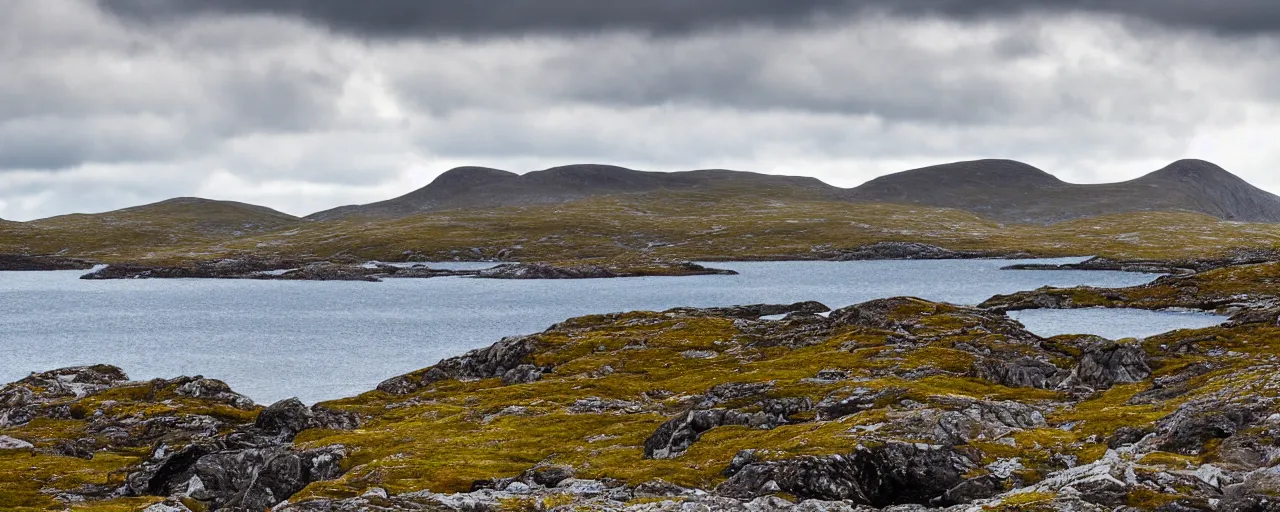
98,0,1280,36
3,0,1280,221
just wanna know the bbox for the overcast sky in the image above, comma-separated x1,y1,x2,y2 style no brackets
3,0,1280,220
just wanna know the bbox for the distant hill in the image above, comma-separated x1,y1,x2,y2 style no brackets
31,197,302,235
306,164,839,220
844,159,1280,223
0,198,304,259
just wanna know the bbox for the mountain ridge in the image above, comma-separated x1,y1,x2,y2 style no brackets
7,159,1280,225
305,163,838,220
306,159,1280,224
840,158,1280,223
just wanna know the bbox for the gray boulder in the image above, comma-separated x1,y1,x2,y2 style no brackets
716,442,977,506
1061,342,1151,390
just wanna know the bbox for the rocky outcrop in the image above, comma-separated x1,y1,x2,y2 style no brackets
883,397,1047,446
1003,256,1191,274
666,301,830,320
80,260,387,281
474,261,737,279
644,398,812,459
377,335,542,394
972,356,1068,389
0,365,357,511
716,442,978,505
1148,398,1271,456
254,398,360,441
834,242,997,261
1059,342,1151,390
1007,250,1280,275
0,254,95,271
137,444,347,511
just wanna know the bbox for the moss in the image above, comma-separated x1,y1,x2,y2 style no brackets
984,491,1057,510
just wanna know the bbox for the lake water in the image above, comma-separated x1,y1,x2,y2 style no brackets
0,258,1225,404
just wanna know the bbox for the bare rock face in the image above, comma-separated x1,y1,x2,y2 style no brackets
174,378,255,409
1062,342,1151,390
500,364,543,385
255,398,360,441
644,381,812,459
133,443,347,511
883,397,1047,447
973,356,1068,389
716,442,978,506
0,435,33,449
643,400,811,459
377,335,541,395
1150,398,1271,456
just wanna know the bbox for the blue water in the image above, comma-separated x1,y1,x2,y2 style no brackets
1009,308,1224,340
0,258,1223,404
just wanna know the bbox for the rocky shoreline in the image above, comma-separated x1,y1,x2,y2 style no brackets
0,254,95,271
1001,249,1280,275
76,259,738,282
8,256,1280,510
6,242,1044,281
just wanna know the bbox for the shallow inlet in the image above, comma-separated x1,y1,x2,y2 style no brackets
0,258,1224,403
1010,307,1226,339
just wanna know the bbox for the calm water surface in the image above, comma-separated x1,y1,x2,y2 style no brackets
0,258,1224,403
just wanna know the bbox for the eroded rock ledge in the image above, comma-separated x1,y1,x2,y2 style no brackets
7,281,1280,510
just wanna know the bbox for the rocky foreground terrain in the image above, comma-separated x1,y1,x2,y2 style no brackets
7,260,1280,510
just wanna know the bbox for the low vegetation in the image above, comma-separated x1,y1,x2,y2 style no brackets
5,193,1280,265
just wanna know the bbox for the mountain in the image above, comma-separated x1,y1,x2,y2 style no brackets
306,164,839,220
844,159,1280,223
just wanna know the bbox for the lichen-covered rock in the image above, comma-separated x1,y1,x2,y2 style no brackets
716,442,977,505
175,377,255,409
1149,399,1270,455
881,397,1046,446
644,403,809,459
0,435,33,449
973,356,1068,389
1060,342,1151,390
254,398,360,441
500,364,544,385
377,335,541,395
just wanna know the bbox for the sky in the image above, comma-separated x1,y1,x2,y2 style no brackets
3,0,1280,221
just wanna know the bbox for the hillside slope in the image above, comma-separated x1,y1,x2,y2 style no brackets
845,159,1280,223
0,198,302,259
307,164,840,220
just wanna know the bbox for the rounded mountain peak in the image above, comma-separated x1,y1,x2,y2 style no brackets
859,159,1063,191
1143,159,1236,182
427,166,518,191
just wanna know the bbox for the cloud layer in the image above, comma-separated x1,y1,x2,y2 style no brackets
2,0,1279,220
